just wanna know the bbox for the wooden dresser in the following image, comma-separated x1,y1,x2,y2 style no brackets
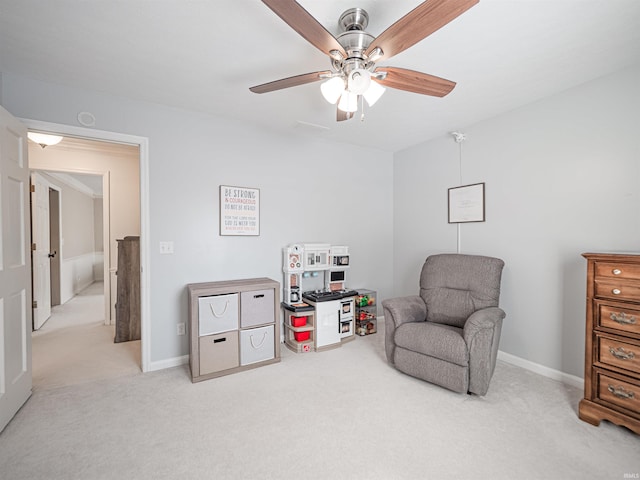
580,253,640,434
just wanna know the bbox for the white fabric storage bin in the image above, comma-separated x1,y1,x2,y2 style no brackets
198,293,239,336
240,325,275,366
240,289,275,328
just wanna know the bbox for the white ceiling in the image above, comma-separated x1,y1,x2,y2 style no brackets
2,0,640,152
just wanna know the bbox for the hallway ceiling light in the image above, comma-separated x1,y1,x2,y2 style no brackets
28,132,63,148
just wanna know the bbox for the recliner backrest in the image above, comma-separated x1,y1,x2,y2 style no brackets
419,254,504,328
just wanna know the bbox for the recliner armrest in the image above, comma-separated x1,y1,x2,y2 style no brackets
463,307,506,395
463,307,506,338
382,296,427,365
382,296,427,331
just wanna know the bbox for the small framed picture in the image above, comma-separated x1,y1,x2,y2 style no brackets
448,182,485,223
219,185,260,236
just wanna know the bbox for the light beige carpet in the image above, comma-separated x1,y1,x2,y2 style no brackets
2,316,639,479
31,281,141,391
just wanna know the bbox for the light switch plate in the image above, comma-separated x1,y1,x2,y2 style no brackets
159,241,174,254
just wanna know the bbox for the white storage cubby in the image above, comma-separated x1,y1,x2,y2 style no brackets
188,278,281,382
198,293,239,335
240,325,275,365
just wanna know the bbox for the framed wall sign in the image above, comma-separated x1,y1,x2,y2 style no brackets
220,185,260,236
448,182,485,223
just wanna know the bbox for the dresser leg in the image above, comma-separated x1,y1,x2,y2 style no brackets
578,400,601,427
579,399,640,435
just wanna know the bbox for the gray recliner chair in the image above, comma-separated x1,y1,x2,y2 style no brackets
382,254,505,395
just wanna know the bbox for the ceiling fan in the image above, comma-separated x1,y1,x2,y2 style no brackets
250,0,478,121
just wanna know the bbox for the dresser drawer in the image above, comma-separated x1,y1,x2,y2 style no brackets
597,372,640,416
594,280,640,302
597,302,640,336
597,335,640,374
596,262,640,281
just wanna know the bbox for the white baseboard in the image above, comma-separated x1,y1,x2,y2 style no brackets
147,354,189,372
142,321,584,392
498,350,584,389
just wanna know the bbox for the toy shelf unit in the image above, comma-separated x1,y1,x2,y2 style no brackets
354,289,377,336
187,277,281,383
282,303,315,353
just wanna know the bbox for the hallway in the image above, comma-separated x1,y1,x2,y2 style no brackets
31,282,141,391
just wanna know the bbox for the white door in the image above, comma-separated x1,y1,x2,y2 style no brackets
0,106,32,432
30,172,51,329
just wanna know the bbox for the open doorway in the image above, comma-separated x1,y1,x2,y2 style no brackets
28,133,142,388
31,170,107,330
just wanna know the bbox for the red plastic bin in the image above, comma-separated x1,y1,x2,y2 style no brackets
294,331,310,342
290,316,307,327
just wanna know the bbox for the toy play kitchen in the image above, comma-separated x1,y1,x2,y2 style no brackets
282,243,358,352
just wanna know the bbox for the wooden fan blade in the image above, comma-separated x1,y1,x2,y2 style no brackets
374,67,456,97
365,0,478,61
337,108,354,122
250,71,331,94
262,0,347,58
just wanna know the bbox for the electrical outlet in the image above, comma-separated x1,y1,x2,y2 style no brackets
177,323,185,336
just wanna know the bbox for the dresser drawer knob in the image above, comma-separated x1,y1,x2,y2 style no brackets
607,384,635,400
609,346,635,361
612,268,622,275
612,288,621,295
611,312,637,325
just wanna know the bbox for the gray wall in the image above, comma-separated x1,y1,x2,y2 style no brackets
392,65,640,378
0,72,395,366
3,64,639,378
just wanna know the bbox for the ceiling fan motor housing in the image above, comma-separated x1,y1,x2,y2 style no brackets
336,8,374,63
339,8,368,31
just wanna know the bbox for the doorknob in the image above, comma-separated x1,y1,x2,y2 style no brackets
48,250,57,258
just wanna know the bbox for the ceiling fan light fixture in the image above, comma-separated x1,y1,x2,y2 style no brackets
363,80,385,106
320,76,345,104
27,132,63,148
337,91,358,113
347,68,371,95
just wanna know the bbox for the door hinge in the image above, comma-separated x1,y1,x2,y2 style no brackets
32,300,38,309
32,243,36,251
30,184,35,193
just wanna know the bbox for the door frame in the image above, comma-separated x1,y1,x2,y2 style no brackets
32,168,111,326
22,118,151,373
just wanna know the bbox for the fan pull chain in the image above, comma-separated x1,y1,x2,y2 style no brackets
360,95,365,122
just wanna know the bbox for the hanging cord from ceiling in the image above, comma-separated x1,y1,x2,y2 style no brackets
450,131,466,253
